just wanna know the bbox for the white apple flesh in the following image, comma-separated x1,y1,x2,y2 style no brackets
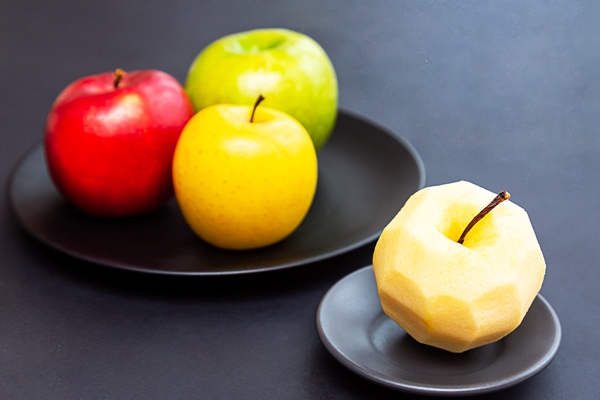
372,181,546,353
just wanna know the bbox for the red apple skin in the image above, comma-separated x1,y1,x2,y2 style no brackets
44,70,194,217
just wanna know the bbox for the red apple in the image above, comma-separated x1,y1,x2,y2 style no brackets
44,69,194,217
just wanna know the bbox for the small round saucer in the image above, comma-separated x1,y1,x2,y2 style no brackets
316,266,561,396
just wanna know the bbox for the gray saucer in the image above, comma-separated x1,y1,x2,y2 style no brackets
316,266,561,396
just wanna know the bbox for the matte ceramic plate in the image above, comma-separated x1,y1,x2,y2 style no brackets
316,266,561,396
7,111,425,276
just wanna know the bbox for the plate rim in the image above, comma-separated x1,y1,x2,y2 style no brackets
316,265,562,396
6,110,426,276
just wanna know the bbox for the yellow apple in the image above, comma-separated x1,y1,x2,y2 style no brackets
172,97,318,250
372,180,546,353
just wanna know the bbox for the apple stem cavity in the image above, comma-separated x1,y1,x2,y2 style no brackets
114,69,126,89
250,94,265,123
457,190,511,245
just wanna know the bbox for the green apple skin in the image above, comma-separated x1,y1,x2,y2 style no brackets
185,28,338,150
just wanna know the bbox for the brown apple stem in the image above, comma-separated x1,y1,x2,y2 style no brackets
114,68,126,88
250,94,265,123
457,190,511,245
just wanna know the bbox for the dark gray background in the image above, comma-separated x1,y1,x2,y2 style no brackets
1,1,597,398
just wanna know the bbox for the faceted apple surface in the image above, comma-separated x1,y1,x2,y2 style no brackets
372,181,546,353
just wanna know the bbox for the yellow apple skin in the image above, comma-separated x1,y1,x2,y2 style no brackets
172,104,318,250
372,181,546,353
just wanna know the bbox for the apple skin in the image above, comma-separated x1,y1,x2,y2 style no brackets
372,181,546,353
44,69,194,217
172,103,318,250
185,28,338,151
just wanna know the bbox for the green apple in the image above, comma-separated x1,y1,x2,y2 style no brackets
372,181,546,353
185,28,338,150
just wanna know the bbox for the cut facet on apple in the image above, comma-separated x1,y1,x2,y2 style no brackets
372,181,546,353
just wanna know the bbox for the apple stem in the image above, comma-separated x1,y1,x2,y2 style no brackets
114,68,126,89
457,190,511,245
250,94,265,123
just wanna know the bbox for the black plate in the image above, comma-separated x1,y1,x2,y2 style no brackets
7,111,425,275
316,266,562,396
